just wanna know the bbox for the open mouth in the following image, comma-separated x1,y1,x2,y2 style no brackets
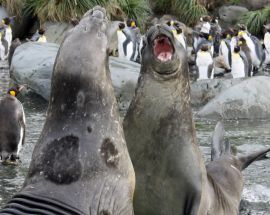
153,35,174,62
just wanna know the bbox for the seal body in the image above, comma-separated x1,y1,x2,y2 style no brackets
0,95,25,161
0,6,135,215
124,24,207,215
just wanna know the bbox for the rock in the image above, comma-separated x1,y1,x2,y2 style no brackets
44,22,73,44
242,0,270,10
10,42,140,110
10,42,60,100
219,6,249,25
197,76,270,119
0,7,8,20
190,78,242,106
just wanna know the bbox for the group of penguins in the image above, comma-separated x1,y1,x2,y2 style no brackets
117,15,270,80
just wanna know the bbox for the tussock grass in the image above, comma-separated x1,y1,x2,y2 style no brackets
241,6,270,36
149,0,208,26
0,0,25,18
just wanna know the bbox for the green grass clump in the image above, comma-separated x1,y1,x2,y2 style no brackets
240,6,270,36
149,0,208,26
0,0,150,27
0,0,25,18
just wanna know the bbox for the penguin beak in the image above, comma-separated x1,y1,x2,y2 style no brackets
17,84,27,92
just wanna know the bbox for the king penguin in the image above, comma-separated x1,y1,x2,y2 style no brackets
0,86,26,165
167,20,187,50
238,29,265,71
196,44,214,80
231,46,248,78
117,20,140,62
219,31,232,69
238,37,253,76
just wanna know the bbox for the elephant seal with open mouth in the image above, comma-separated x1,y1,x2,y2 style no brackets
123,23,270,215
0,6,135,215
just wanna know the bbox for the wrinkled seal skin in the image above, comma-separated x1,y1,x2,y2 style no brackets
123,24,208,215
123,24,270,215
0,6,135,215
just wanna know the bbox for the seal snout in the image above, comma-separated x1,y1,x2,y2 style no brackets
153,35,174,62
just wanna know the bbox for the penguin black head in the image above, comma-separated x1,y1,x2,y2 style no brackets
7,85,24,97
234,46,241,53
238,24,246,31
38,28,46,35
238,37,246,46
200,44,209,52
118,22,125,30
264,24,270,32
221,31,227,39
2,17,10,25
127,19,137,28
201,15,211,22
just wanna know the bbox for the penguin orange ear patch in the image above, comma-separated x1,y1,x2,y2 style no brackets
9,90,16,96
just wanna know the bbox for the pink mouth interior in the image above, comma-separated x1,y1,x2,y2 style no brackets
153,36,173,62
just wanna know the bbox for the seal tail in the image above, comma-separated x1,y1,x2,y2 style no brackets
211,121,225,161
238,147,270,171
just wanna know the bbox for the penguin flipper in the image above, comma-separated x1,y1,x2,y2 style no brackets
239,51,249,77
208,63,214,79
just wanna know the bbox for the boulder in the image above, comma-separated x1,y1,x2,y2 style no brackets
10,42,140,110
219,6,249,25
197,76,270,119
10,42,60,100
44,22,73,44
191,78,242,106
243,0,270,10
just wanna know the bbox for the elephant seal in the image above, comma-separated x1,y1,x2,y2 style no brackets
207,121,270,214
0,6,135,215
123,23,207,214
123,23,270,215
0,86,25,165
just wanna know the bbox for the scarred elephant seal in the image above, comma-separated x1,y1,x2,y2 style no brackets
0,6,135,215
123,23,270,215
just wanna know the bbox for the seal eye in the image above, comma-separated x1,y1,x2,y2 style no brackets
153,35,173,62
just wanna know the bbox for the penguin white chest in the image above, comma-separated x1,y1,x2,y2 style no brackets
117,31,126,58
231,54,245,78
220,40,230,67
264,32,270,51
196,51,213,80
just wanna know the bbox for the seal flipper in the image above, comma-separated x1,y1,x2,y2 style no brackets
211,121,225,161
238,147,270,171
